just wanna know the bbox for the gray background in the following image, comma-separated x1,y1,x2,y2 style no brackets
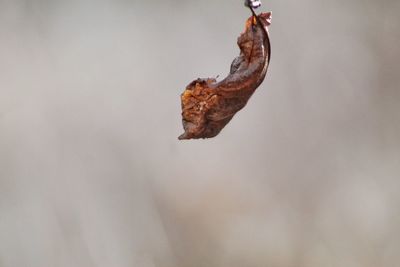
0,0,399,266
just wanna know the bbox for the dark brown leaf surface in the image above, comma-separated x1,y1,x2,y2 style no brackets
179,12,272,140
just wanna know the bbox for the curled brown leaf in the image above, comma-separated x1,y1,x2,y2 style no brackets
179,12,272,140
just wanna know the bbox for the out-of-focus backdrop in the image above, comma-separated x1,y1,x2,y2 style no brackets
0,0,399,266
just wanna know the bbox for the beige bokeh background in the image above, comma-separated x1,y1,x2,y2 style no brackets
0,0,399,266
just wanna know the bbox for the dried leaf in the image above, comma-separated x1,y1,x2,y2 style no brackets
179,12,272,140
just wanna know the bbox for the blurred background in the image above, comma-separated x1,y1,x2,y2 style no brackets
0,0,399,266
